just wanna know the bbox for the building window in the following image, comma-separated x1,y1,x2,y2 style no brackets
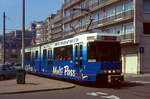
98,11,103,20
124,0,133,11
81,17,88,26
104,25,122,34
81,0,89,9
124,23,134,34
116,3,123,14
91,12,99,22
105,7,115,17
143,0,150,13
144,23,150,34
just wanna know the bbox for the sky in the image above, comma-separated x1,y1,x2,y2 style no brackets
0,0,63,34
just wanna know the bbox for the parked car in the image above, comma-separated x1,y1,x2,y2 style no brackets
12,62,21,67
0,64,16,81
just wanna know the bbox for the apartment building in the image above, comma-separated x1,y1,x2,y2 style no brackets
0,30,34,63
62,0,150,74
32,21,47,44
44,14,56,42
51,10,63,41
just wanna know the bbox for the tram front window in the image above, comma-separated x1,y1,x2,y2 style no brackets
88,42,120,62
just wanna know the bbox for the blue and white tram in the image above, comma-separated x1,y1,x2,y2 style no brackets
25,32,124,83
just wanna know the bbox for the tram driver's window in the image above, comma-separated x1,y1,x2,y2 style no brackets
88,43,96,62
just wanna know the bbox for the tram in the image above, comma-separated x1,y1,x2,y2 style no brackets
25,32,124,84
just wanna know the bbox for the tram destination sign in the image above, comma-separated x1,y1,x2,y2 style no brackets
54,38,79,47
102,36,117,40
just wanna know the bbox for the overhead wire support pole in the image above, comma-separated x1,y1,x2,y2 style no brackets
3,12,6,64
22,0,25,69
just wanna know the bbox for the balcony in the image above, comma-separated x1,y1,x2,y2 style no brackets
52,23,62,29
120,33,134,43
63,0,81,10
91,9,134,28
63,9,134,38
63,29,75,37
51,28,62,35
63,0,120,23
89,0,119,11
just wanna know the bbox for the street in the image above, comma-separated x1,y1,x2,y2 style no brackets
0,78,150,99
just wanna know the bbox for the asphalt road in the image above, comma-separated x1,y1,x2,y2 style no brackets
0,80,150,99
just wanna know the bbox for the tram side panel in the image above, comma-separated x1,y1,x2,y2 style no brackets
25,46,41,73
25,48,32,72
52,45,76,79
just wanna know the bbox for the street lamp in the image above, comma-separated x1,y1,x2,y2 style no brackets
3,12,6,64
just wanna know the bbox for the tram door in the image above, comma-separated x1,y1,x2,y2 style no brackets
75,43,83,76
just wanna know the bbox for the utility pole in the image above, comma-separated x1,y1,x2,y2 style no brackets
22,0,25,69
16,0,26,84
3,12,6,64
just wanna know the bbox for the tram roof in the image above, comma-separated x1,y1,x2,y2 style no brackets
25,32,120,49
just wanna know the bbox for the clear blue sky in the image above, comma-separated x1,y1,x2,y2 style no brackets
0,0,63,34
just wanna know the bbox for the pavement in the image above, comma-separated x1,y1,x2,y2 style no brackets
124,73,150,83
0,73,150,95
0,74,75,95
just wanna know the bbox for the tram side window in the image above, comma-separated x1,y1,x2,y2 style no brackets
31,52,35,66
25,52,31,61
43,49,47,62
48,50,52,60
75,45,78,57
31,52,35,59
80,45,83,58
54,45,73,61
35,51,38,60
48,50,53,65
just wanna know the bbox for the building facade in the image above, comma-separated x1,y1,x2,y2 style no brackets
51,10,63,41
0,30,34,63
45,14,57,42
32,21,47,44
62,0,150,74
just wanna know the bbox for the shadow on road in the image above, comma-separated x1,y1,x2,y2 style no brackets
29,73,144,89
68,81,144,89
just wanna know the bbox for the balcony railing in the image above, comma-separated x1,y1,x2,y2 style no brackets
89,0,119,10
63,0,81,9
91,9,134,28
120,33,134,42
63,0,119,23
63,9,134,38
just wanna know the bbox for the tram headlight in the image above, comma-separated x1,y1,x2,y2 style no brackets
103,70,107,73
112,70,116,73
108,70,111,73
102,70,120,74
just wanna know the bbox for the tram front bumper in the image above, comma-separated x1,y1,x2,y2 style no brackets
108,75,124,84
